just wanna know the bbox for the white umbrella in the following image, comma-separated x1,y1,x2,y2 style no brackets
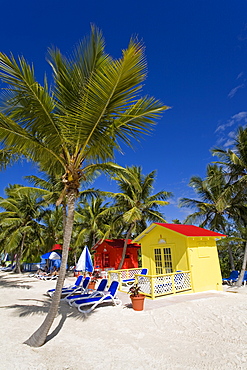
76,246,94,273
41,251,61,260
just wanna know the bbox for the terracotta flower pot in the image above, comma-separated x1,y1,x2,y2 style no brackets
74,271,82,277
130,294,145,311
88,281,96,290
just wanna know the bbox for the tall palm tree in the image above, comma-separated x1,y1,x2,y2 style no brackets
0,27,169,346
179,164,245,271
106,166,172,269
212,127,247,287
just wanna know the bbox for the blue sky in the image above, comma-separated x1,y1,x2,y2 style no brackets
0,0,247,222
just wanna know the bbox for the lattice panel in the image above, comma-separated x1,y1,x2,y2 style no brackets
174,272,191,291
120,269,142,280
136,275,151,294
154,275,173,294
108,272,119,283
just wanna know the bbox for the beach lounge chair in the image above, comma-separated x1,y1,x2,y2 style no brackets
41,273,59,281
222,270,239,285
0,264,16,272
72,280,121,313
243,271,247,286
122,268,148,286
65,278,108,306
60,276,90,299
47,275,83,297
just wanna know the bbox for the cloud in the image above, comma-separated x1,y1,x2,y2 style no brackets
228,84,245,98
215,112,247,133
237,72,244,80
215,112,247,149
228,130,237,139
215,121,234,133
231,112,247,123
223,139,235,148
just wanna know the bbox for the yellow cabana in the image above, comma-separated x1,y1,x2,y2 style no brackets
134,223,226,294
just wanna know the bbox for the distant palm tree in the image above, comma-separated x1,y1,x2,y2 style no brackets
72,195,113,262
106,166,172,269
40,207,64,251
0,27,169,346
180,164,245,271
213,128,247,286
0,185,44,273
0,148,19,170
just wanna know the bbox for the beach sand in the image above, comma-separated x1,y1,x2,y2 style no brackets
0,272,247,370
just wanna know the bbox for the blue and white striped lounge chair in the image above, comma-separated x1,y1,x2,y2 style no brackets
72,280,121,313
47,275,84,297
65,278,108,306
122,268,148,286
60,276,90,299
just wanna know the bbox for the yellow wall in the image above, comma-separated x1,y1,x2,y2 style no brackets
186,238,222,292
138,224,222,293
140,225,189,274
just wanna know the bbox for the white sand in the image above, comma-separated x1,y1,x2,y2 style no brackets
1,272,247,370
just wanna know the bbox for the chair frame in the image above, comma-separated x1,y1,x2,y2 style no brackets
72,281,121,314
47,275,83,297
65,278,108,305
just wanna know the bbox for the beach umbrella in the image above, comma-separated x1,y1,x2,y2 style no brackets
41,251,61,260
3,253,10,262
76,246,94,273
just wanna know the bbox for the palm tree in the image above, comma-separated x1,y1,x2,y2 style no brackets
179,164,246,271
40,207,64,251
212,127,247,287
0,148,19,170
0,27,169,346
106,166,172,269
74,195,112,251
0,185,44,273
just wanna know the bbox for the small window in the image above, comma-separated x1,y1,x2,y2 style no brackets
102,253,110,267
154,248,162,274
163,248,172,273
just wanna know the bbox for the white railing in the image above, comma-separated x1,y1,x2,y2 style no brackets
108,269,192,299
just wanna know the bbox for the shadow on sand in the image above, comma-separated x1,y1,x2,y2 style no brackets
0,293,98,343
0,273,35,289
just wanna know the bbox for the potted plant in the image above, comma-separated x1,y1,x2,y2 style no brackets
88,278,97,290
88,271,101,289
128,284,146,311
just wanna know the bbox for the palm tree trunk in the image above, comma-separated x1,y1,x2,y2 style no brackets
62,202,67,231
228,245,235,271
24,191,76,347
236,240,247,287
14,232,26,274
118,223,134,269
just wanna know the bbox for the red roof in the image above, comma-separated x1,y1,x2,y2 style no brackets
154,223,226,237
93,239,141,250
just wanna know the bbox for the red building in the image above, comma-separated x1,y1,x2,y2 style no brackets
92,239,141,270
